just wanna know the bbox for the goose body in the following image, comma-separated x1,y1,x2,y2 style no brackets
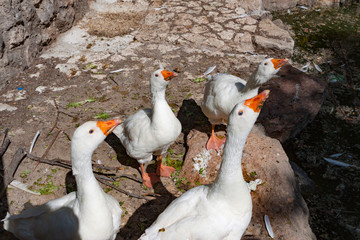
201,58,287,151
113,68,182,187
3,120,122,240
140,90,270,240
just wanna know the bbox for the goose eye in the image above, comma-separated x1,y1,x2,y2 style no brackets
155,73,159,77
89,129,94,134
264,62,268,65
238,110,243,116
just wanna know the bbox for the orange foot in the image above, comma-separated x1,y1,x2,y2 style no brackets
142,172,160,188
206,133,226,151
156,163,176,177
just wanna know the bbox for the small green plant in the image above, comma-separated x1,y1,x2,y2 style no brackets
132,93,139,100
66,97,97,108
194,77,206,83
250,171,257,177
164,155,183,171
94,113,110,119
20,170,31,178
199,168,204,175
194,181,202,186
86,63,97,69
113,181,120,187
31,179,59,195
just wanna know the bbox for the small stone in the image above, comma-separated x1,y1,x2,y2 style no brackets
208,22,223,32
233,32,254,52
8,25,27,49
190,25,209,34
235,7,246,14
243,25,257,33
219,29,234,40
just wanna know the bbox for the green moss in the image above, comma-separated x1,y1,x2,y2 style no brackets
93,113,110,119
20,170,31,178
164,155,183,171
32,180,59,195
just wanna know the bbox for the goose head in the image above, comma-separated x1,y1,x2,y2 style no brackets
253,58,288,85
150,68,175,93
228,90,270,133
71,119,122,157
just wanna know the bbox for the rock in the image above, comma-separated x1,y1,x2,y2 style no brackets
8,25,28,49
255,18,294,56
0,0,89,87
258,64,327,142
254,35,294,56
317,0,341,6
272,18,287,30
290,161,314,196
235,0,264,12
262,0,298,11
233,32,255,52
180,125,315,240
298,0,317,6
259,19,292,40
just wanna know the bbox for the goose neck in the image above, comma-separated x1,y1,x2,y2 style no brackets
71,145,103,200
212,126,251,188
241,71,261,93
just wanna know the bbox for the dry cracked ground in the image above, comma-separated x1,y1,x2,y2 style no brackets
0,1,295,239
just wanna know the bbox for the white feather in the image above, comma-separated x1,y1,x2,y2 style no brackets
154,6,167,10
299,6,308,10
29,130,40,153
287,9,291,14
264,214,274,238
202,66,216,77
109,69,124,73
9,180,40,195
301,62,311,70
313,63,323,73
323,157,351,167
329,153,344,158
237,14,248,18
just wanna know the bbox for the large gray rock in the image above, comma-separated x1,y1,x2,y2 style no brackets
180,125,316,240
0,0,88,87
258,64,327,142
255,18,294,56
236,0,264,11
262,0,298,11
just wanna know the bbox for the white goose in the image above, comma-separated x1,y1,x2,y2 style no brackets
2,120,122,240
113,68,182,188
140,90,270,240
201,58,288,151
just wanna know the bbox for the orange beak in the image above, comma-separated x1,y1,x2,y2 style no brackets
97,119,122,136
244,90,270,112
271,58,288,70
161,70,175,81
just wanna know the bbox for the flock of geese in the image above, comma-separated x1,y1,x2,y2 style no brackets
2,58,288,240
